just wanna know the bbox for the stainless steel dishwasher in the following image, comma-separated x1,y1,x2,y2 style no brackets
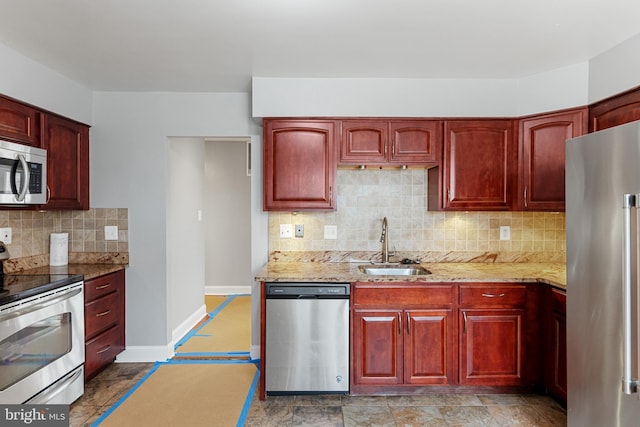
265,282,350,394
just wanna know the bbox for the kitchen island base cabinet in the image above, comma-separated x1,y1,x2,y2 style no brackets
84,270,126,381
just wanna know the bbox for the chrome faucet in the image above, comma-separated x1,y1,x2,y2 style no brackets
380,217,392,263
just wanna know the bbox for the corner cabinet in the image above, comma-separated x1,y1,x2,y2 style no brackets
42,114,90,210
340,119,440,166
263,119,337,211
428,119,517,211
351,282,457,393
589,87,640,132
84,270,126,381
518,108,587,211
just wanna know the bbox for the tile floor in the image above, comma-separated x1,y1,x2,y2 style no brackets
246,392,567,427
70,363,567,426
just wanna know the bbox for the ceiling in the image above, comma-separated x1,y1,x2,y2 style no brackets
0,0,639,93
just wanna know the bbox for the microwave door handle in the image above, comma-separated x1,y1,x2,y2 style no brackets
15,154,29,202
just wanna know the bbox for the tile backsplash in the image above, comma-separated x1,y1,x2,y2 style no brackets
269,169,565,261
0,208,128,258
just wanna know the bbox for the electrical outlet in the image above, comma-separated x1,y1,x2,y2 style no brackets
279,224,293,238
105,225,119,241
0,227,11,244
295,224,304,238
324,225,338,240
499,226,511,241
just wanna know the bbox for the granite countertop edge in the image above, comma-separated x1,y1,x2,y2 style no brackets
255,262,567,290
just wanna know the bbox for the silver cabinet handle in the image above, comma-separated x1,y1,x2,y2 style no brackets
397,313,401,335
524,186,528,208
15,154,29,202
622,193,639,395
481,293,506,298
406,312,410,335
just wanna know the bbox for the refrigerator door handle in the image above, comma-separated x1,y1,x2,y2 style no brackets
622,193,639,395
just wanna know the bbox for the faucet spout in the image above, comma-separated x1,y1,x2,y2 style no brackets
381,217,390,263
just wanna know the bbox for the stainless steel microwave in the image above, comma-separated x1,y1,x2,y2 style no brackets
0,139,46,205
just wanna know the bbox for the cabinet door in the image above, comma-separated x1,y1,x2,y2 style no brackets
0,96,40,146
352,309,403,385
42,114,90,210
263,120,337,211
441,120,516,210
546,288,567,403
519,109,587,211
340,120,387,164
404,309,456,384
459,308,525,386
389,120,440,164
589,88,640,131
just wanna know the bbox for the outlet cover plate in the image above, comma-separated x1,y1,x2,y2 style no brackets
499,226,510,241
0,227,11,244
280,224,293,238
324,225,338,240
105,225,118,241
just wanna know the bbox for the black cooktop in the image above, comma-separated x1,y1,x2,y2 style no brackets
0,273,84,306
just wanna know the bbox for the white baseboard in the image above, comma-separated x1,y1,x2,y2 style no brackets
250,345,260,361
171,303,207,347
115,304,207,363
205,285,251,295
116,345,174,363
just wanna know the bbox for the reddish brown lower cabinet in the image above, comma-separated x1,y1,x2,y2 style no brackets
351,283,457,392
545,287,567,404
459,284,528,386
84,270,126,380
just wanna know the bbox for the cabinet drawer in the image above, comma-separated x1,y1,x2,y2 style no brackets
85,291,120,338
460,285,526,307
85,325,124,380
352,283,455,307
84,271,124,301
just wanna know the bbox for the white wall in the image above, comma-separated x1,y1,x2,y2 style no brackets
589,33,640,104
204,140,252,293
91,92,264,361
167,137,206,347
0,43,92,124
252,65,590,119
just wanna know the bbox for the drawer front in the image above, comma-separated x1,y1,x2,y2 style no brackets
85,325,124,380
352,283,455,307
84,270,124,301
85,291,120,338
460,284,527,307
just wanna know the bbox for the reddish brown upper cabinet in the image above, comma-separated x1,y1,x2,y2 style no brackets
340,119,440,166
0,95,40,146
42,114,90,210
589,87,640,132
429,119,516,211
518,108,587,211
263,119,337,211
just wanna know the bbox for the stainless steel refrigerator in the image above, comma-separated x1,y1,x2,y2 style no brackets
566,120,640,426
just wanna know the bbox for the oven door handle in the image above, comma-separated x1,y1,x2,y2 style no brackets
0,287,82,322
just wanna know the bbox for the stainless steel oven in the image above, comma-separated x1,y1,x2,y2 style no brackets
0,279,84,404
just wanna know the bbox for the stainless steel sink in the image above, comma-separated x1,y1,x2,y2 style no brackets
358,264,431,276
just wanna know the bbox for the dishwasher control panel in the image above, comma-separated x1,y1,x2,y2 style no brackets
265,283,350,298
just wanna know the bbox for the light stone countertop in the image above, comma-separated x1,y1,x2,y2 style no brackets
255,262,566,290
